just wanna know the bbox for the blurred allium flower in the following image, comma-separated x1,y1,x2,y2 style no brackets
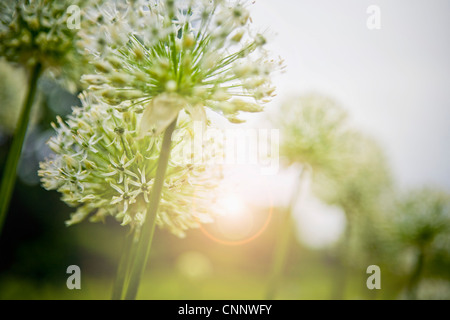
276,93,392,238
277,93,355,175
391,188,450,299
394,188,450,249
313,133,392,216
0,0,91,80
80,0,283,133
38,94,222,237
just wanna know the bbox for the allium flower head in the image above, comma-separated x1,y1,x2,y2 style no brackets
313,133,392,217
39,93,222,237
277,93,393,217
0,0,89,74
394,188,450,248
80,0,283,133
277,93,355,175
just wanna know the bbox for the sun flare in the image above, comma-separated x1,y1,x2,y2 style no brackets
216,194,246,218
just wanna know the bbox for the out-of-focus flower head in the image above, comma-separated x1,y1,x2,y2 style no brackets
39,93,223,237
80,0,283,134
384,188,450,280
394,188,450,249
0,0,94,83
277,93,392,217
277,93,355,176
313,132,393,217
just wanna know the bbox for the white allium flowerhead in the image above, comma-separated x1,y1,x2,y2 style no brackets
0,0,92,77
38,93,223,237
277,93,355,175
80,0,283,133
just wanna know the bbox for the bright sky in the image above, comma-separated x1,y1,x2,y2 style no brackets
217,0,450,248
250,0,450,191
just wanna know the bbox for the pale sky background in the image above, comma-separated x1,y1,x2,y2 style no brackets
216,0,450,247
251,0,450,192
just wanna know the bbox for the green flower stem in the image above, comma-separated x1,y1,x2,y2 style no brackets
111,232,136,300
330,219,352,300
265,167,308,300
0,62,42,235
406,247,425,299
124,115,178,300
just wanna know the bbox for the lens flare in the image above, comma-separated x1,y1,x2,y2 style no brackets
216,194,245,218
195,169,273,246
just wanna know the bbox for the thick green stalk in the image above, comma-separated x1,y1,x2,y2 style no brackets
124,116,178,300
0,63,42,234
265,167,308,300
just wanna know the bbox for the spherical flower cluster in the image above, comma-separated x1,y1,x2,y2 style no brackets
395,188,450,248
80,0,283,133
277,93,356,176
0,0,90,74
39,93,222,237
314,134,392,215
